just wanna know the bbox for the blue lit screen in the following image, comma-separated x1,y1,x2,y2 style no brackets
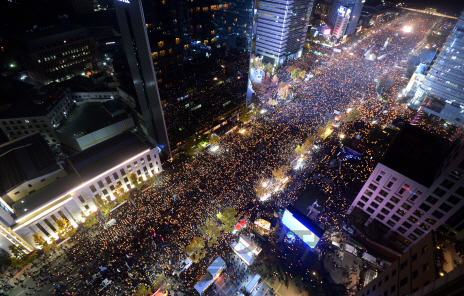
282,209,320,248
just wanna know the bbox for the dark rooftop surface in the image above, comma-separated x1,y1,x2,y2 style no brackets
58,102,128,138
0,133,60,197
12,173,82,219
68,131,150,179
0,87,65,119
380,124,450,187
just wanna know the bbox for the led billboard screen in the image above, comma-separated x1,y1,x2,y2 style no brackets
324,29,331,35
282,209,321,248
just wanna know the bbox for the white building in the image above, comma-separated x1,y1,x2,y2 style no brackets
347,125,464,250
0,131,162,252
333,6,351,39
255,0,314,66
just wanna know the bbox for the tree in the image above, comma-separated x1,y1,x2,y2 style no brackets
56,218,75,239
84,213,97,228
268,98,278,106
254,56,263,69
264,62,273,75
183,237,206,263
250,54,256,68
239,107,252,123
11,251,36,268
32,233,55,253
184,138,200,155
346,109,360,122
217,207,237,232
256,185,269,198
8,245,26,260
129,172,144,190
278,85,290,99
273,166,289,182
201,219,223,247
295,144,305,155
134,285,152,296
272,75,279,85
303,137,313,151
299,70,307,79
113,183,130,203
94,194,114,218
210,134,220,145
291,68,300,80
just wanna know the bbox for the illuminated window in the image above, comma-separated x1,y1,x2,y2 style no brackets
158,41,164,47
184,44,189,50
152,52,158,58
204,40,208,45
160,50,165,57
176,38,180,44
196,7,200,11
169,48,173,54
211,30,215,35
162,0,166,4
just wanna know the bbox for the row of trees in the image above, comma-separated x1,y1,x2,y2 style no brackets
183,207,237,263
6,170,161,268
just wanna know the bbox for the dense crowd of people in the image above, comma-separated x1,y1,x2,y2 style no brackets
2,13,438,296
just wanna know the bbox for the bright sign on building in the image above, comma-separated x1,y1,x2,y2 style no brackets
282,209,320,248
118,0,130,3
323,28,331,35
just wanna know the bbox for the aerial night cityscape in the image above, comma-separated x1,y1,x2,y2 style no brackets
1,0,464,295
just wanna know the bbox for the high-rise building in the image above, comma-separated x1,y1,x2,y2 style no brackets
114,0,171,157
213,0,254,50
328,0,364,37
347,125,464,251
333,6,351,39
417,11,464,125
255,0,315,66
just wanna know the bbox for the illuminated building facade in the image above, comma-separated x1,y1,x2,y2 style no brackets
0,131,162,253
114,0,171,156
10,26,100,86
333,6,351,39
255,0,315,66
419,11,464,125
328,0,364,36
347,125,464,251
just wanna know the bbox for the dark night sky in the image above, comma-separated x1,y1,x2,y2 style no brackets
390,0,464,16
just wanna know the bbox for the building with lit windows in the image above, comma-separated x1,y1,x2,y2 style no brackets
333,6,351,39
10,26,100,86
355,231,464,296
213,0,254,50
328,0,364,36
0,88,73,145
255,0,315,66
417,11,464,125
0,131,162,253
347,125,464,251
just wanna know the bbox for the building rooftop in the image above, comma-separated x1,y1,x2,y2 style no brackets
12,173,81,219
0,132,60,197
68,131,151,179
0,87,66,119
380,124,450,187
12,132,151,219
57,102,128,138
10,26,93,53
